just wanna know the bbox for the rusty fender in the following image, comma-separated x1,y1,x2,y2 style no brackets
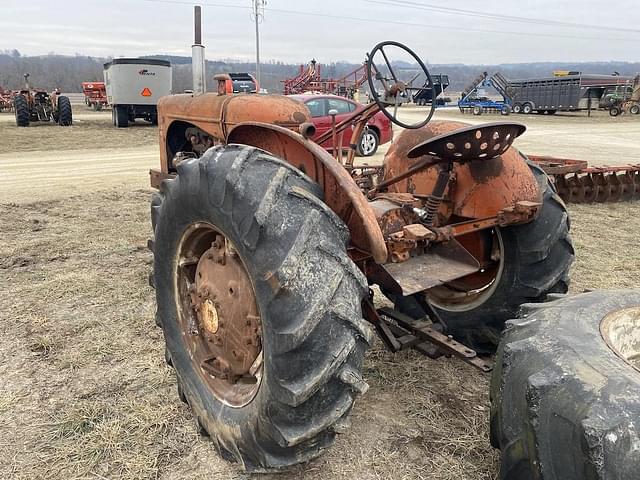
228,122,387,264
383,121,541,219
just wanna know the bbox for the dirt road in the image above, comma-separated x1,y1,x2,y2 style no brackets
3,107,638,204
1,107,639,480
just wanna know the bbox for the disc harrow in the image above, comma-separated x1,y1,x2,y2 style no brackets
528,155,640,203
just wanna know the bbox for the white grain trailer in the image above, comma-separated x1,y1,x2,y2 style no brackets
103,58,172,128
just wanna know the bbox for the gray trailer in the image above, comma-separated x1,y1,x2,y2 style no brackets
507,74,633,114
103,58,172,127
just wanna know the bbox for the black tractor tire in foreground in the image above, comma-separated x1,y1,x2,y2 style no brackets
56,95,73,126
394,161,574,351
14,94,29,127
151,145,373,471
610,106,621,117
490,290,640,480
114,105,129,128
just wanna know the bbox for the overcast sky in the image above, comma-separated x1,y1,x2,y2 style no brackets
1,0,639,64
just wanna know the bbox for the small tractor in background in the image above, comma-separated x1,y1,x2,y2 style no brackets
13,74,72,127
609,74,640,116
81,81,108,110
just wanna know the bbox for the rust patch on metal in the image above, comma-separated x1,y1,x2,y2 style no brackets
468,156,504,181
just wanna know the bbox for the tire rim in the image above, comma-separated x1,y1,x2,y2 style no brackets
360,132,377,155
174,222,264,407
425,229,504,311
600,307,640,372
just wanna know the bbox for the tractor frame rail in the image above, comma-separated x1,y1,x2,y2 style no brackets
363,302,493,372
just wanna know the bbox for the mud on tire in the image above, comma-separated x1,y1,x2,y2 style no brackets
151,145,373,471
490,290,640,479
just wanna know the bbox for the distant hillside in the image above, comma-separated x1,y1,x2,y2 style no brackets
1,50,638,94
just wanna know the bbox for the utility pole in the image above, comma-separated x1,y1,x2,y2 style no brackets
251,0,266,88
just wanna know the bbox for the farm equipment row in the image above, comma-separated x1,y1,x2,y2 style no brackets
460,70,636,116
0,87,15,112
282,59,369,98
81,81,108,110
530,155,640,203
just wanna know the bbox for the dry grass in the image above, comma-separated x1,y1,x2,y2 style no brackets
1,185,639,479
0,111,157,152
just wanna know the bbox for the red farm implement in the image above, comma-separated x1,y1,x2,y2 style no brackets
0,87,15,112
81,81,108,110
282,60,368,98
529,155,640,202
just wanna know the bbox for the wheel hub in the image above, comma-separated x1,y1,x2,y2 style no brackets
199,298,219,334
601,307,640,372
177,225,263,407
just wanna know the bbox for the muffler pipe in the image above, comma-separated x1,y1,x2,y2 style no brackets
192,6,206,95
299,122,316,139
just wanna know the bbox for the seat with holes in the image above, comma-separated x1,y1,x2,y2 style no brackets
407,122,527,166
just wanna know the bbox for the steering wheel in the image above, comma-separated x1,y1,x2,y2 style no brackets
366,41,435,130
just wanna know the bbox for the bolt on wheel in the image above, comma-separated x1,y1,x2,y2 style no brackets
175,222,263,408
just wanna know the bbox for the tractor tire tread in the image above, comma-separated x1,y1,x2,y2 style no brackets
152,145,372,471
490,290,640,480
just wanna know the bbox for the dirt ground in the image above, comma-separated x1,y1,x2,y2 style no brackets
1,107,639,480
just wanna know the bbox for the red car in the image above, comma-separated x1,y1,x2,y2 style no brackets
290,94,393,156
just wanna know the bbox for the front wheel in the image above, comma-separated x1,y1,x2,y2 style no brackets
357,129,379,156
152,145,373,471
630,104,640,115
394,161,574,351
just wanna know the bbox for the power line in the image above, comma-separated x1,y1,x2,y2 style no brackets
137,0,640,43
372,0,640,34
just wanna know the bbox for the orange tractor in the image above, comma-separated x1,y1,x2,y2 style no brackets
13,73,72,127
149,15,574,472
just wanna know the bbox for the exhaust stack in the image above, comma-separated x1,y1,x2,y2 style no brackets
192,6,206,95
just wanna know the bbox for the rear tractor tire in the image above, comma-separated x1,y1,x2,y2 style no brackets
630,104,640,115
491,290,640,479
393,161,574,352
14,94,29,127
151,145,373,471
56,95,73,126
